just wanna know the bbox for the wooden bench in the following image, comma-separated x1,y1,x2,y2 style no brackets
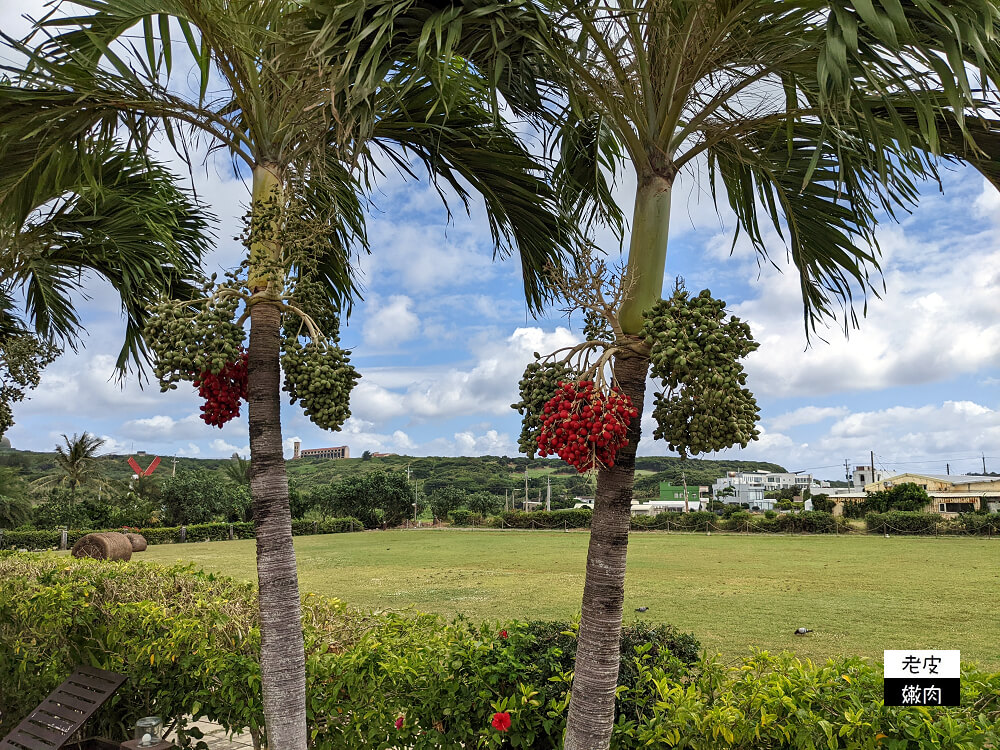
1,667,127,750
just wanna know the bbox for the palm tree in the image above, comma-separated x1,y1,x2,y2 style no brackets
225,455,251,486
1,2,572,746
35,432,106,503
0,132,212,374
544,3,1000,748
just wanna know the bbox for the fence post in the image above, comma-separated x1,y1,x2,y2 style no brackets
60,529,68,550
0,529,4,549
564,520,567,532
229,524,234,541
180,525,187,543
313,520,318,534
531,518,535,530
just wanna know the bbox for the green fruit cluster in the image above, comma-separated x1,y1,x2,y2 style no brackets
145,288,245,392
281,336,360,432
511,357,573,457
640,288,760,457
583,309,613,342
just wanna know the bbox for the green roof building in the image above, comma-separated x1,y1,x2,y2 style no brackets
658,483,701,504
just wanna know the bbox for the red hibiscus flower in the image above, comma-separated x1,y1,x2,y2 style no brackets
499,629,508,639
491,712,511,732
395,716,404,730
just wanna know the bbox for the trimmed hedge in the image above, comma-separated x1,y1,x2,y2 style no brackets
0,517,364,550
491,508,593,529
3,555,999,749
483,509,845,534
866,511,944,534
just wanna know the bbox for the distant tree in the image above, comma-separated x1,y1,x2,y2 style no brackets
361,450,372,461
466,491,504,516
0,475,31,528
34,433,105,503
32,487,91,528
160,470,233,525
225,456,251,486
315,470,414,529
811,493,835,514
429,487,466,522
865,482,930,513
287,484,311,521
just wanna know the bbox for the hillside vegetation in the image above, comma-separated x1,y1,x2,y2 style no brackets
0,448,783,501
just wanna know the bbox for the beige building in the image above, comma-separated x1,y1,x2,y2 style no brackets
291,441,349,459
828,473,1000,517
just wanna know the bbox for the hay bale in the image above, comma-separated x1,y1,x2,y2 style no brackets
71,532,133,561
124,532,147,552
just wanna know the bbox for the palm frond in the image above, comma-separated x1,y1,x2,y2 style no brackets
0,131,213,375
368,74,577,312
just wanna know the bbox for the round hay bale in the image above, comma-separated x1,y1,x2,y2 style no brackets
125,532,147,552
71,532,133,561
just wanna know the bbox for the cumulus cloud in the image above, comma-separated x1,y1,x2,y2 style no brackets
362,295,421,348
769,406,850,431
209,438,250,457
121,413,207,441
350,326,580,423
732,220,1000,398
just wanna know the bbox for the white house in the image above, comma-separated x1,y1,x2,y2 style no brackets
712,470,819,510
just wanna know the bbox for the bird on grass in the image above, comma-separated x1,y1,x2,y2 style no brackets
635,607,649,612
794,628,813,635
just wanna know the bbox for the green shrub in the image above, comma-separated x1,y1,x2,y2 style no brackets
958,512,1000,534
448,508,479,526
0,518,362,550
866,511,943,534
493,508,593,529
0,528,61,549
3,554,999,749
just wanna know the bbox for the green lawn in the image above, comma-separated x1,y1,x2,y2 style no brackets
140,529,1000,668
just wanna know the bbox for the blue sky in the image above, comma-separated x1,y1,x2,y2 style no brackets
5,5,1000,482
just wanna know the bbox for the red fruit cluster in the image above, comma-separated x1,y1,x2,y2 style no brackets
536,381,637,473
193,351,248,427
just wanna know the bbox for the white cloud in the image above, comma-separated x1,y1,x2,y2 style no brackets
362,295,421,348
732,221,1000,398
349,326,580,423
121,413,207,440
177,442,201,456
769,406,850,431
209,438,250,458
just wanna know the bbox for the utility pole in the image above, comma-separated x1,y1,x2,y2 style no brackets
505,489,509,512
946,463,950,475
524,470,528,511
870,450,876,482
984,453,988,474
844,459,850,482
546,477,551,512
172,456,178,477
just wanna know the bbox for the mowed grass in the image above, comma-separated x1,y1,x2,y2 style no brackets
141,530,1000,668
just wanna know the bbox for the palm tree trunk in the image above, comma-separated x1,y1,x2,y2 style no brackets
564,172,670,750
564,349,648,750
247,164,307,750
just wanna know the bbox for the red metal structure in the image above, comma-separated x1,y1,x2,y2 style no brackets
127,456,160,477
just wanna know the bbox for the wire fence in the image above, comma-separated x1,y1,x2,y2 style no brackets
443,516,1000,538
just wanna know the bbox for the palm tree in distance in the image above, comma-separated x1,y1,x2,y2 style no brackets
542,2,1000,748
0,1,574,745
35,432,106,504
225,455,251,486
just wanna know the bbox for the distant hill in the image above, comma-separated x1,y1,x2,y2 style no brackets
0,448,784,501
